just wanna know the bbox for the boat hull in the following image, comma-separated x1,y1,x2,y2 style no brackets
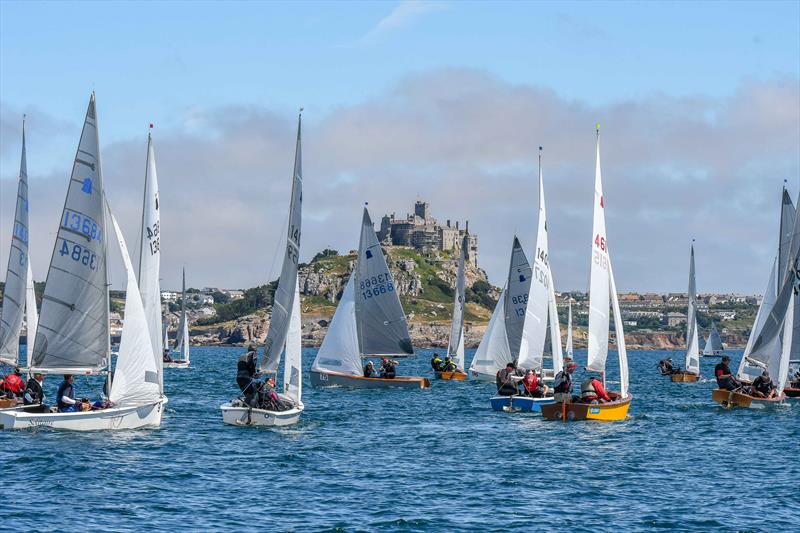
490,395,554,413
784,387,800,399
220,401,304,427
436,370,467,381
0,397,167,431
541,394,632,421
671,371,699,382
0,402,42,413
310,370,430,389
711,388,785,409
470,370,496,382
163,361,190,369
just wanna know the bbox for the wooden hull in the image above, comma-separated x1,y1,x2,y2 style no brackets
163,361,190,369
310,370,430,389
490,395,554,413
711,388,785,409
784,387,800,399
671,371,699,382
435,370,467,381
541,394,632,421
220,398,303,427
0,398,167,431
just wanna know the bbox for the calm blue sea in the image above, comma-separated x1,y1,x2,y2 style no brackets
2,347,797,532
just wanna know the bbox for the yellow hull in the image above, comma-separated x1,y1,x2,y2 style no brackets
435,371,467,381
541,394,632,421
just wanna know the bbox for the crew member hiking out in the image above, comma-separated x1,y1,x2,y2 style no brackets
237,343,260,407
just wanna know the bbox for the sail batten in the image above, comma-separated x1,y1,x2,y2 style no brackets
31,93,110,373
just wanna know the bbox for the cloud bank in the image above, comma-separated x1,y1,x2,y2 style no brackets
1,69,798,293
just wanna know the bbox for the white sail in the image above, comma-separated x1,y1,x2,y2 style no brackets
777,292,794,393
162,305,170,353
547,268,564,374
355,208,413,356
109,214,162,406
505,237,532,363
262,114,303,373
608,261,629,398
469,284,512,376
446,232,468,371
702,322,723,356
738,256,778,380
173,269,190,363
137,132,163,381
587,129,610,373
0,120,31,366
31,93,110,374
685,244,701,374
312,274,361,376
283,280,302,404
565,301,574,359
25,260,38,361
520,151,555,372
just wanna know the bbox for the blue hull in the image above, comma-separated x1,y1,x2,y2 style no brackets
490,395,555,412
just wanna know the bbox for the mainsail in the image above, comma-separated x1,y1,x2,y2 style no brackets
0,119,31,365
262,114,303,373
565,301,574,359
505,236,532,363
137,131,163,386
354,208,413,356
446,232,468,371
31,93,110,373
702,322,724,356
173,269,190,363
685,244,701,374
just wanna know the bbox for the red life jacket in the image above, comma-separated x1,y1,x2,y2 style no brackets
523,374,538,393
3,374,25,394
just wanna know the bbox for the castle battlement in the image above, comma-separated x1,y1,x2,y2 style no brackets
376,200,478,266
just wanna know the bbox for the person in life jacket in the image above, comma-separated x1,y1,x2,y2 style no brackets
521,369,548,398
580,376,612,404
56,375,79,412
714,356,741,391
430,353,444,372
236,343,260,407
553,363,578,402
364,361,376,378
259,376,286,410
496,362,522,396
163,348,173,363
751,371,777,399
1,368,25,399
443,355,458,373
379,358,398,379
23,373,48,412
657,358,676,375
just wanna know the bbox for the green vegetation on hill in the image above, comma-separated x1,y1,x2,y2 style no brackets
195,281,277,325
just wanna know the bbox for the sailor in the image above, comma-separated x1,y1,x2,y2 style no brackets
443,355,458,373
521,369,548,398
1,367,25,399
56,375,79,412
363,361,376,378
163,348,173,363
379,358,398,379
23,373,48,411
714,356,740,391
430,353,444,372
580,375,612,404
260,377,284,410
553,362,578,402
657,358,676,375
751,371,777,399
236,343,260,407
791,369,800,389
496,362,522,396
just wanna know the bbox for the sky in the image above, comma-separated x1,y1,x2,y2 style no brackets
1,0,799,292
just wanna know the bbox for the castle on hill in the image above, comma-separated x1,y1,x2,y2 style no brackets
376,200,478,266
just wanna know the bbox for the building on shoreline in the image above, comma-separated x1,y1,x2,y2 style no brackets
376,200,478,265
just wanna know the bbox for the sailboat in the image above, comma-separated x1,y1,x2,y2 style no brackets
310,206,427,389
672,243,701,382
468,236,532,381
220,112,304,426
0,118,40,412
163,269,190,368
542,126,631,422
701,322,724,357
565,300,574,361
437,231,469,380
491,147,563,413
715,187,798,408
1,93,166,431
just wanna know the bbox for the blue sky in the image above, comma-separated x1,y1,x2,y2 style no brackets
1,1,799,291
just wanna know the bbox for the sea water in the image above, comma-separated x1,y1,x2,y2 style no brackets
2,347,797,531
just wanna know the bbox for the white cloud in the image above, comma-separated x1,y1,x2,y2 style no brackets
361,1,447,43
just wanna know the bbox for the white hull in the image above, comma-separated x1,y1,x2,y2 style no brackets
163,361,190,368
0,397,167,431
0,403,41,413
470,369,496,382
220,399,303,427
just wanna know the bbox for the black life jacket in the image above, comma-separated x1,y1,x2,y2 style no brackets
237,352,256,378
554,371,572,393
